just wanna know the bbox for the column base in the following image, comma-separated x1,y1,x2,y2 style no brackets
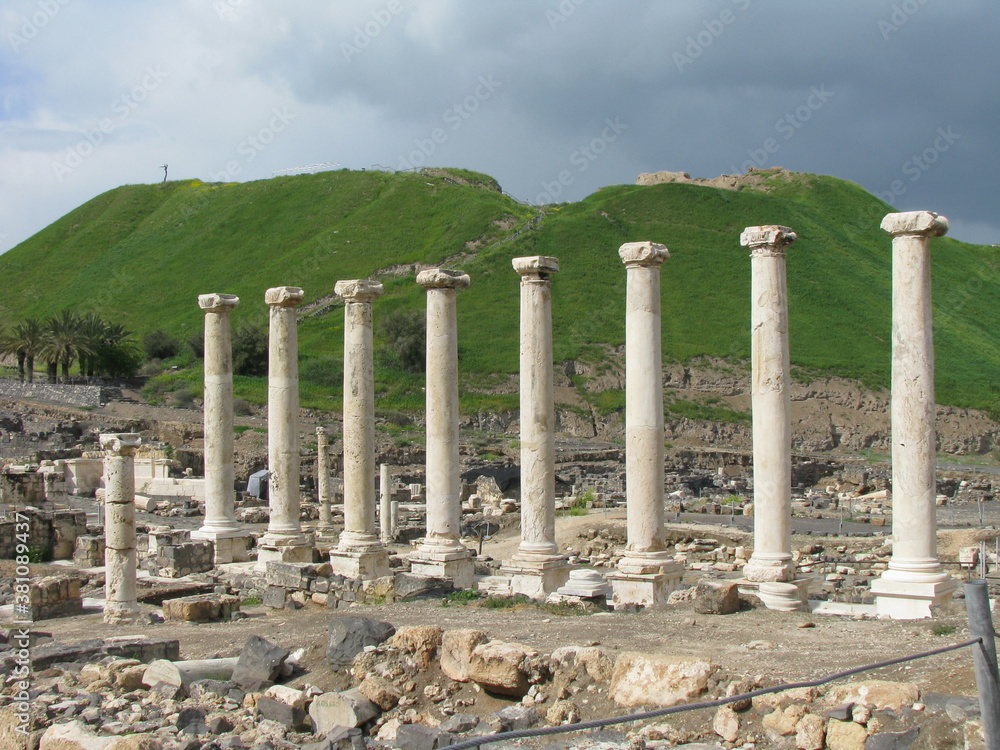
255,541,315,572
738,577,815,612
409,549,475,589
742,552,797,583
191,528,251,564
871,575,958,620
103,602,140,625
312,525,339,544
500,556,571,599
608,567,683,609
328,547,390,580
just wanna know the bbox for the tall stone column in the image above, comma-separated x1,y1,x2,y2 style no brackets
610,242,682,608
101,433,141,624
315,426,335,538
872,210,957,619
410,269,474,588
739,226,809,611
192,293,249,563
258,286,312,567
329,280,389,579
502,256,570,598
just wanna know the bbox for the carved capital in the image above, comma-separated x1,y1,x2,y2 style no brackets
334,279,384,303
198,293,240,313
100,433,141,456
417,268,471,290
264,287,305,307
619,241,669,267
512,255,559,277
880,211,949,237
740,225,796,257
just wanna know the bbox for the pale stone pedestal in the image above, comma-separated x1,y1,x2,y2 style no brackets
608,571,681,609
191,529,250,564
328,548,390,579
738,578,814,612
257,538,314,567
409,551,474,589
871,575,958,620
501,558,571,599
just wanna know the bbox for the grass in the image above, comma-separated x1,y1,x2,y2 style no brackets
1,167,998,414
932,623,957,637
240,594,262,607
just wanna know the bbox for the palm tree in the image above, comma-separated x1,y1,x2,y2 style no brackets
0,319,44,383
77,312,107,378
41,310,93,382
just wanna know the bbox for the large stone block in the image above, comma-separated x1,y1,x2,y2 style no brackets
468,640,539,697
266,561,318,590
609,652,717,707
309,689,380,732
231,635,289,692
325,616,395,668
162,594,239,623
440,629,489,682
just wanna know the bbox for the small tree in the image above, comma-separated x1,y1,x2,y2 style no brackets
142,329,181,361
379,308,425,373
232,323,267,377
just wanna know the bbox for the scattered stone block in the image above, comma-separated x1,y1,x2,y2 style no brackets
231,636,290,692
468,640,538,697
825,718,868,749
692,579,740,615
325,616,395,668
827,681,919,711
29,575,84,620
609,652,717,707
358,675,401,710
309,689,380,732
492,704,539,732
387,625,443,669
162,594,239,622
438,713,481,734
266,561,317,590
440,629,489,682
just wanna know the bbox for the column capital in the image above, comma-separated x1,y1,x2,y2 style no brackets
265,286,305,307
199,293,240,313
417,268,471,290
881,211,949,237
619,241,669,267
740,225,796,257
513,256,559,277
335,279,384,302
100,433,141,456
316,425,327,438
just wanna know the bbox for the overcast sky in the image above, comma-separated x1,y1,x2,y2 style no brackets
1,0,998,254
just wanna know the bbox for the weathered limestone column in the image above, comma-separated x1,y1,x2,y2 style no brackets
872,210,957,619
739,226,810,611
502,256,571,597
192,293,249,563
410,269,475,588
380,463,392,544
329,280,389,579
101,433,141,624
315,426,335,538
609,242,682,608
258,287,312,567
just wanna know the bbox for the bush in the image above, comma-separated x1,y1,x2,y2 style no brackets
187,331,205,359
166,387,196,408
233,397,253,416
232,323,267,377
300,356,343,389
379,308,425,373
142,329,181,360
138,359,164,377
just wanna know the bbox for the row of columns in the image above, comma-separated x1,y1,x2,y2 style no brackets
136,209,950,620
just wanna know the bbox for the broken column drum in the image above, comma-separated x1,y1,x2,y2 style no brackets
409,269,474,587
102,433,141,624
329,279,390,579
502,256,571,597
380,463,392,544
316,426,335,535
610,241,682,607
739,226,810,612
259,287,311,563
192,293,248,563
871,210,957,619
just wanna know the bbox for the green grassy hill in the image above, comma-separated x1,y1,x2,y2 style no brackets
1,167,997,415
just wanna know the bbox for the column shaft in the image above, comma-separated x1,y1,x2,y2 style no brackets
380,463,392,543
264,287,306,546
317,426,333,530
514,257,559,559
621,243,669,564
199,294,241,536
741,226,796,583
102,433,140,624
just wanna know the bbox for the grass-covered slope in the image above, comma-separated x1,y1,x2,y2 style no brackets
1,167,997,413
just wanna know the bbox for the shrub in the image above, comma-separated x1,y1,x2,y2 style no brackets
232,323,267,377
379,308,425,373
233,397,253,416
142,329,181,360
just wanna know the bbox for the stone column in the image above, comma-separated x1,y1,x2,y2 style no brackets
315,426,335,538
502,256,570,597
410,269,474,588
101,433,141,624
192,293,249,563
872,210,957,618
610,242,682,608
739,226,809,611
329,280,389,579
380,463,392,544
258,286,312,567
